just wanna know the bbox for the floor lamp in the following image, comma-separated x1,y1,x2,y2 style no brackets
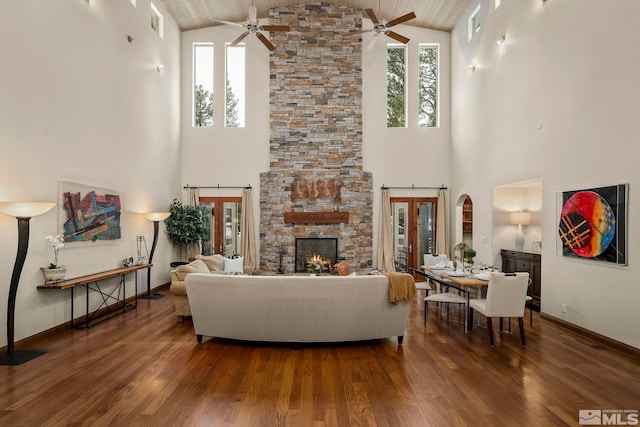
142,212,171,299
0,201,55,365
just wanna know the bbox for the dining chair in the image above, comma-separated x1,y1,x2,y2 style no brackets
468,272,529,347
414,255,439,298
525,295,533,325
424,278,469,329
423,254,439,267
504,279,534,331
415,279,438,299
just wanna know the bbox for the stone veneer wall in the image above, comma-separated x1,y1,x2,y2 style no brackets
259,3,374,273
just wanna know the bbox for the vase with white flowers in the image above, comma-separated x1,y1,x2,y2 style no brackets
41,234,67,283
306,255,326,276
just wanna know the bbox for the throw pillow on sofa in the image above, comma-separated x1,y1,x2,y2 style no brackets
224,256,244,273
196,254,225,272
174,259,210,281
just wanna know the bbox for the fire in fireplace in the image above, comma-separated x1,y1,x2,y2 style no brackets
295,238,338,273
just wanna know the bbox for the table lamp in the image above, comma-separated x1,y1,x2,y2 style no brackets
0,201,55,365
142,212,171,299
510,211,531,252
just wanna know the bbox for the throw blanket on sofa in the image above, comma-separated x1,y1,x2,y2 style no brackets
385,272,416,303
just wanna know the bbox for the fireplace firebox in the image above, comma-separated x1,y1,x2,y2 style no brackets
295,238,338,273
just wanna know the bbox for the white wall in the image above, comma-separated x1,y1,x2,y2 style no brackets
363,24,452,263
492,182,542,267
180,21,452,266
451,0,640,348
180,25,272,191
0,0,181,346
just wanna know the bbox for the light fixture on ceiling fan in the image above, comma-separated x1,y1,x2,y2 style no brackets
355,0,416,53
211,0,290,51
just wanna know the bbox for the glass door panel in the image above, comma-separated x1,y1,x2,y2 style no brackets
199,197,242,256
223,201,241,257
417,201,435,263
200,201,214,255
391,198,437,272
392,202,409,272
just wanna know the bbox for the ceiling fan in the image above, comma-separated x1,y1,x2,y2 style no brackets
211,1,290,51
356,1,416,53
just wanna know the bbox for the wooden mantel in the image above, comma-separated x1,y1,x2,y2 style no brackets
283,211,349,224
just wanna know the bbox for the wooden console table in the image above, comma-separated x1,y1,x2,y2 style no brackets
38,264,151,329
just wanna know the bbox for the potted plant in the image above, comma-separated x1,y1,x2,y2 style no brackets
42,234,67,282
464,248,477,265
164,199,209,263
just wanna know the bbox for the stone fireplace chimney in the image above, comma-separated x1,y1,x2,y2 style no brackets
259,2,373,273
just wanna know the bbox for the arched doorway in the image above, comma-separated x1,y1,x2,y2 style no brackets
454,194,473,250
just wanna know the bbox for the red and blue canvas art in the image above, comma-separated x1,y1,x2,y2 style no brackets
558,184,626,265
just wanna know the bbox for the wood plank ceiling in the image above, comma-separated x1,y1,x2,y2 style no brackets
162,0,472,32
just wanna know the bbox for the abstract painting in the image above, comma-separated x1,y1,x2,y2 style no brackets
558,184,627,265
58,181,122,243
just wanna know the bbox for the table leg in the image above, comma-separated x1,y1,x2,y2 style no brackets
70,287,74,329
85,284,90,329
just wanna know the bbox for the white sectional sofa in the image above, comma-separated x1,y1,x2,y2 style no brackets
185,273,412,345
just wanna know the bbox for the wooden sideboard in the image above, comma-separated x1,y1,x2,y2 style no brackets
501,249,541,310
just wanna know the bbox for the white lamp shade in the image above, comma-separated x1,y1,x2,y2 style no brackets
143,212,171,222
510,211,531,226
0,202,55,218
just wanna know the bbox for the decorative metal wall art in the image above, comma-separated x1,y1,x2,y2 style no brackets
558,184,627,265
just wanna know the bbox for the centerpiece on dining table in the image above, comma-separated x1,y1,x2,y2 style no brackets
307,255,329,276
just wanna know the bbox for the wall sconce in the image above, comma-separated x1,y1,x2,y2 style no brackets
468,64,476,72
127,35,135,44
156,64,164,73
142,212,171,299
0,202,55,365
497,34,506,46
510,211,531,252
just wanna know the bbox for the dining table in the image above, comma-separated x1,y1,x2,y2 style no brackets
418,266,493,331
421,266,490,287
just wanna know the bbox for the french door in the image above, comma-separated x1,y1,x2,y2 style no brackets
390,197,437,272
198,197,242,257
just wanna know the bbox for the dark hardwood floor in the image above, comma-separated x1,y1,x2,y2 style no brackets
1,289,638,426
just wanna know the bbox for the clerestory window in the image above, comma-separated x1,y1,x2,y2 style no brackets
387,44,407,128
418,44,438,128
193,43,214,127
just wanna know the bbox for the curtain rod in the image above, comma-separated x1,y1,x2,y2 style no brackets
184,184,252,189
381,184,447,190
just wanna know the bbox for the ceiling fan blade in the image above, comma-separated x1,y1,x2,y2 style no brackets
349,28,373,36
210,18,244,28
230,31,250,46
366,35,378,53
256,33,276,51
261,25,290,32
386,31,410,44
386,12,416,27
364,9,379,24
248,5,257,22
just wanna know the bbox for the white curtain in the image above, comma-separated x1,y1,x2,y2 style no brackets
240,188,256,271
377,189,395,272
187,188,200,259
436,188,449,258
